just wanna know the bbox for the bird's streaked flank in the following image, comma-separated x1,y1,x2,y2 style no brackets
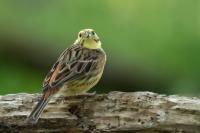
26,29,106,124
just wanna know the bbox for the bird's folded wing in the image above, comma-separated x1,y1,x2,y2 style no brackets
42,47,98,98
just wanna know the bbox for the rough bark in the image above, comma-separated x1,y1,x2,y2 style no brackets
0,91,200,133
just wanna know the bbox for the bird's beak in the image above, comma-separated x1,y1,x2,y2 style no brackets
86,31,92,38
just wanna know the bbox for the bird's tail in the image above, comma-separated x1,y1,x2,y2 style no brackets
26,96,51,124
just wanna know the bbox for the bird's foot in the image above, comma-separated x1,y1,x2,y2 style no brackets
65,91,96,99
83,91,96,97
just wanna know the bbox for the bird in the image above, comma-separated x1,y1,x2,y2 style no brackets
26,29,106,124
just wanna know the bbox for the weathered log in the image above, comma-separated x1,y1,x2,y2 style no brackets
0,91,200,133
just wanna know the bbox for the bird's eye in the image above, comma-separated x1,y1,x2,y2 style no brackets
79,33,82,37
91,31,95,35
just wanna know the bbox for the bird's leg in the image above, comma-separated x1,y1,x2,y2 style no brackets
60,95,66,103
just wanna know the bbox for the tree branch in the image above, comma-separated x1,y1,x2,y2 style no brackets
0,91,200,133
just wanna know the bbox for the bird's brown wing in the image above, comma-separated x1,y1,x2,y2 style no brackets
42,46,99,99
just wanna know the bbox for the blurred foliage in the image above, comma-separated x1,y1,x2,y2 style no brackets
0,0,200,96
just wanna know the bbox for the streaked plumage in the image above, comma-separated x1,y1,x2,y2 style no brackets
26,29,106,124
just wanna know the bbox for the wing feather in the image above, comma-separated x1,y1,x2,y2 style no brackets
42,45,100,96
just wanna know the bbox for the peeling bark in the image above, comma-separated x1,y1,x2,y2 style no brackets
0,91,200,133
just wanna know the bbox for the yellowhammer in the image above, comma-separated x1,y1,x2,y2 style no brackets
26,29,106,124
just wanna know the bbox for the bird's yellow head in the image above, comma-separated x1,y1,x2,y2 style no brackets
75,29,102,49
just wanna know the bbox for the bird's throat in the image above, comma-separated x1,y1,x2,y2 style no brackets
83,39,102,49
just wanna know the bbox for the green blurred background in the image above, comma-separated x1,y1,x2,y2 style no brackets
0,0,200,96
